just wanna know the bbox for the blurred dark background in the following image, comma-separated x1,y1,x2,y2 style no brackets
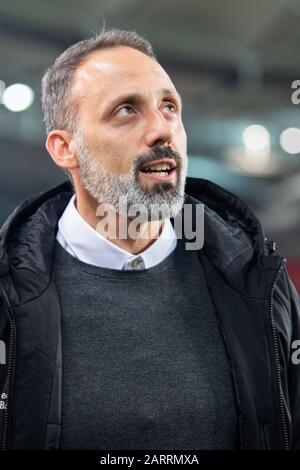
0,0,300,288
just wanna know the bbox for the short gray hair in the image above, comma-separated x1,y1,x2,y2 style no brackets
41,28,157,135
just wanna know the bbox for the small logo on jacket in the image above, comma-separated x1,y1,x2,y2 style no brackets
0,393,8,410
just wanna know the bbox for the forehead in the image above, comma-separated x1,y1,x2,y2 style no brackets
71,46,178,104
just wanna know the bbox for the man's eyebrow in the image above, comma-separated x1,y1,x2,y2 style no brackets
106,88,182,110
160,87,182,107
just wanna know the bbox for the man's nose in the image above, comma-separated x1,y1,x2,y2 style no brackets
144,109,174,148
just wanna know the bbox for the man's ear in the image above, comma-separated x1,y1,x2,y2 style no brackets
45,130,79,171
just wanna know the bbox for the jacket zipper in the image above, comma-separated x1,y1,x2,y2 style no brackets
0,282,15,451
268,257,289,450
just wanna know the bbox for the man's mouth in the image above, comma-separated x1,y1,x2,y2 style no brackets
139,158,177,180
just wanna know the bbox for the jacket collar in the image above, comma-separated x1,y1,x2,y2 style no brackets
0,177,278,303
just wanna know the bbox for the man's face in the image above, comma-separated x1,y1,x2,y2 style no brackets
71,45,188,221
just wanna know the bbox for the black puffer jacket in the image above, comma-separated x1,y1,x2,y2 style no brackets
0,177,299,450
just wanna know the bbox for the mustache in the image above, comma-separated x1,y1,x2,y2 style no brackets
136,145,182,171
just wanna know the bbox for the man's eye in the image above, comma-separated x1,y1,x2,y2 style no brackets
116,105,135,116
164,103,177,113
114,102,177,117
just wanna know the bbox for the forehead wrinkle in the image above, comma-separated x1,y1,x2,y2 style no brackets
71,53,180,111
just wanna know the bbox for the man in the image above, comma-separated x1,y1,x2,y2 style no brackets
0,28,299,451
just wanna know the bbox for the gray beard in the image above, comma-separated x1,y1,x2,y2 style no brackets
74,131,188,222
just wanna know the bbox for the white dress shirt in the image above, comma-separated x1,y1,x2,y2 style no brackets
56,194,177,270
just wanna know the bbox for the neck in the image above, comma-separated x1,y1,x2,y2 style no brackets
74,189,164,255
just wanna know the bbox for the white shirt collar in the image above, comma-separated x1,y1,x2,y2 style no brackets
56,194,177,270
